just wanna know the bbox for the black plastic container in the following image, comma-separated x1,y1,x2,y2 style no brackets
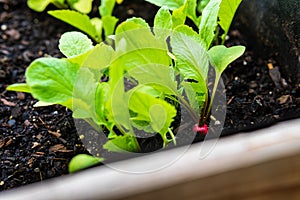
237,0,299,84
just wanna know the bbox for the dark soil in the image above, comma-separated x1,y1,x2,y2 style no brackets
0,0,299,191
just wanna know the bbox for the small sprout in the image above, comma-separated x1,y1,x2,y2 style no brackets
68,154,103,173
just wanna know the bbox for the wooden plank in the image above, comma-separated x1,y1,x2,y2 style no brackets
1,118,300,200
121,154,300,200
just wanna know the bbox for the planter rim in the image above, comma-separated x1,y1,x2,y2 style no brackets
1,118,300,200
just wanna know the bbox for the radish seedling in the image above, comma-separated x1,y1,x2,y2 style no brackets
9,0,245,172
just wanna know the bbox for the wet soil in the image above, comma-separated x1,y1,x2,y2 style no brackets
0,0,299,191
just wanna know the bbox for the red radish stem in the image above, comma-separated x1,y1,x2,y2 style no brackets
193,124,208,134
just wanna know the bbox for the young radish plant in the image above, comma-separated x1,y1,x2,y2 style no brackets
27,0,93,13
27,0,123,43
8,0,245,172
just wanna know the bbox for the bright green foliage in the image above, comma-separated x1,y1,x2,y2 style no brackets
129,90,177,145
218,0,243,44
30,0,122,42
171,25,208,83
27,0,67,12
99,0,116,16
128,64,178,96
11,0,245,172
102,16,119,38
103,135,140,153
7,83,31,93
25,58,80,109
113,18,171,71
170,25,209,113
48,10,102,42
184,0,199,26
198,0,222,49
59,31,94,58
154,7,173,41
208,45,245,76
79,43,114,70
72,68,99,120
68,154,103,173
197,0,210,13
27,0,93,13
67,0,93,14
145,0,185,10
99,0,119,38
6,58,79,109
171,4,187,28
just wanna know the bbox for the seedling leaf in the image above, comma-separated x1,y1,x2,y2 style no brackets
27,0,66,12
102,15,119,38
128,64,178,96
67,0,93,14
69,154,103,173
48,10,101,42
59,31,94,58
99,0,116,17
7,83,31,93
154,6,172,41
171,25,208,82
218,0,243,43
25,57,80,109
199,0,222,49
208,45,245,75
103,135,140,152
128,89,177,143
80,43,114,70
144,0,185,10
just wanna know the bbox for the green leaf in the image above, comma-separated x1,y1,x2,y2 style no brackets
218,0,243,43
197,0,210,13
67,48,93,66
128,64,178,96
114,20,170,71
208,45,245,75
25,57,80,109
72,68,99,119
68,154,103,173
144,0,185,10
59,31,94,58
115,17,150,35
99,0,116,17
90,17,103,38
103,135,139,153
182,81,206,113
154,6,172,41
80,43,114,70
27,0,53,12
67,0,93,14
102,15,119,37
185,0,200,26
27,0,66,12
171,1,200,28
108,58,134,134
171,4,187,28
72,67,110,127
199,0,222,49
48,10,101,42
68,43,114,70
6,83,31,93
128,89,177,143
171,25,209,82
94,82,110,124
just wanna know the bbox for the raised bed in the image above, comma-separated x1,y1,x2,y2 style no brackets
0,0,299,198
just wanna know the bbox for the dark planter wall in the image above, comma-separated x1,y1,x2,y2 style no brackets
236,0,299,84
